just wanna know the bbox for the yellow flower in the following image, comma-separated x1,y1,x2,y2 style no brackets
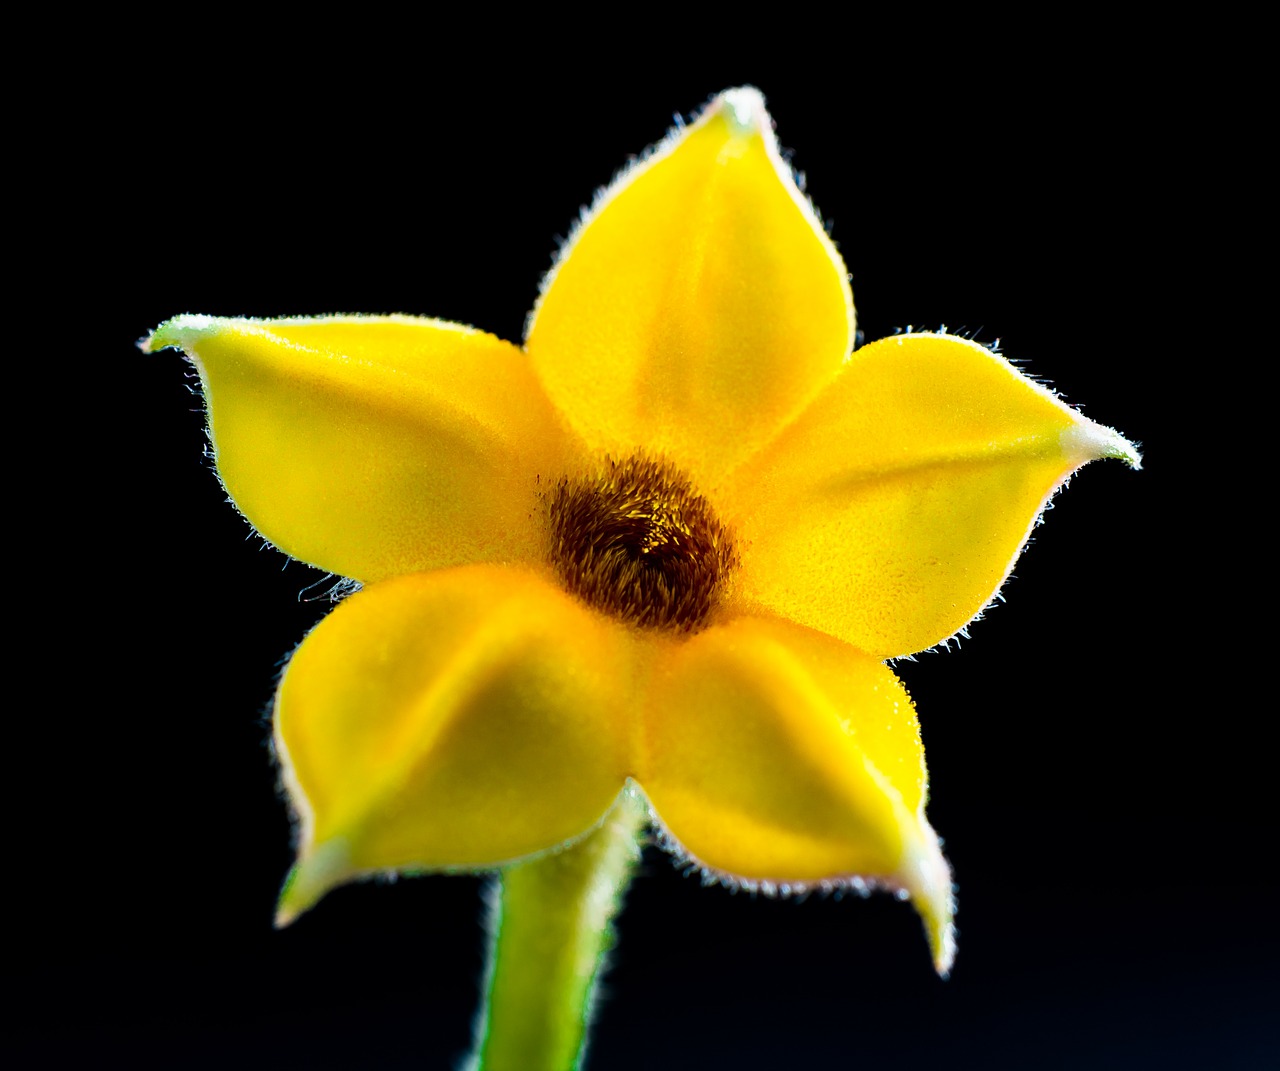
143,87,1137,978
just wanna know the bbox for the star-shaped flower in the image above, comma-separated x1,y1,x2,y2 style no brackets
144,87,1137,981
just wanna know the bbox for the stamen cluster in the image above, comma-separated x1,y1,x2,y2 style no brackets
546,455,737,631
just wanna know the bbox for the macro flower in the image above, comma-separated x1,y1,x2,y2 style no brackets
144,86,1138,991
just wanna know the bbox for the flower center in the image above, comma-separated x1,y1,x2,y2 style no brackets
546,455,737,632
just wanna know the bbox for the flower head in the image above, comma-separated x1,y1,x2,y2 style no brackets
144,87,1138,978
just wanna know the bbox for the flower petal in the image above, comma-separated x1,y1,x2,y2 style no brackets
729,333,1141,658
525,87,854,485
636,615,954,974
144,315,569,582
273,565,632,922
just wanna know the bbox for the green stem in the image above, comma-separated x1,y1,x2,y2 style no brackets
470,787,647,1071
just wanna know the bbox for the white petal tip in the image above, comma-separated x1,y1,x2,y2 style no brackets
142,313,219,354
1062,420,1142,470
274,839,351,928
273,903,300,929
932,922,958,979
718,87,767,135
901,822,957,977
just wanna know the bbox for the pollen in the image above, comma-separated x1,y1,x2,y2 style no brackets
546,455,738,632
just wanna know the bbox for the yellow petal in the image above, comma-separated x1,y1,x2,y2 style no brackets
273,565,632,922
636,615,954,974
144,315,568,583
525,87,854,486
729,333,1140,659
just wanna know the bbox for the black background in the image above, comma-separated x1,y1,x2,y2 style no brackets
22,19,1268,1071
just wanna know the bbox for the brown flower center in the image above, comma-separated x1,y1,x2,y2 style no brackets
545,455,737,632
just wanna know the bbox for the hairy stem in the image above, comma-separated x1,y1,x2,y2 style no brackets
470,786,646,1071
